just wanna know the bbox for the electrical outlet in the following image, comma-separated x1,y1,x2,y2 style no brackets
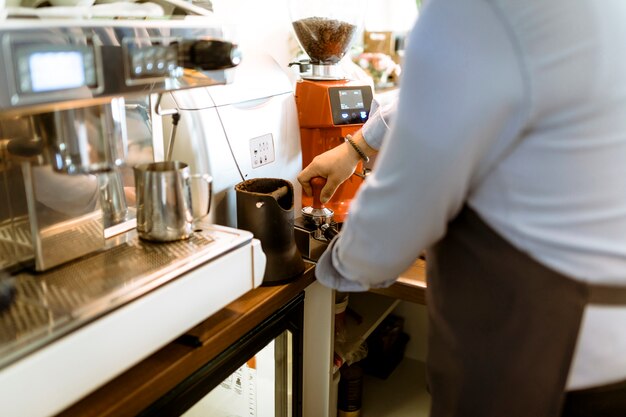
249,134,275,168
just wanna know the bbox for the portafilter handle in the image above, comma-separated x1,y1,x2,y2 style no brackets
311,176,326,209
301,177,340,240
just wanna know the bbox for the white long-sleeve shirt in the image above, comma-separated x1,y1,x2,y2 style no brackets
361,95,396,151
316,0,626,390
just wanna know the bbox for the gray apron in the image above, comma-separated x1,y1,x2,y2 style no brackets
425,206,626,417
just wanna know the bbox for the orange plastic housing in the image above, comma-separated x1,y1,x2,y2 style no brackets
295,79,370,222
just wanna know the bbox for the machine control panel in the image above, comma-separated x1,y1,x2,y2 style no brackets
250,133,275,168
4,33,102,104
0,23,237,115
328,85,373,126
122,39,241,85
124,41,180,84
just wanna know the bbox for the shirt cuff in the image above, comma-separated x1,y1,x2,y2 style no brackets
361,99,394,151
315,235,397,292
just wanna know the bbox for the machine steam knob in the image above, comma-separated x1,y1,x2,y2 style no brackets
181,39,242,71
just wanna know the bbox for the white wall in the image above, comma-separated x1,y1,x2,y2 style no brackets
211,0,419,67
211,0,299,69
365,0,419,32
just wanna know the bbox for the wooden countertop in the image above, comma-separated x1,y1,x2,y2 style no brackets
370,258,428,305
57,258,426,417
58,263,317,417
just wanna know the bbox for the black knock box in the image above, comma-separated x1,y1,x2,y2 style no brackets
362,314,410,379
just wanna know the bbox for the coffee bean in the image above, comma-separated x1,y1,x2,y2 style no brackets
293,17,357,64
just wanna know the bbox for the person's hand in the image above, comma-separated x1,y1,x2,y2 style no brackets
298,142,360,204
299,130,378,203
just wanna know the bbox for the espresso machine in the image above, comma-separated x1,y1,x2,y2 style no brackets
0,19,241,272
0,16,272,417
288,0,374,259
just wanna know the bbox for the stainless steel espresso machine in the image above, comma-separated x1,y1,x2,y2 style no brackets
0,18,242,272
0,17,268,417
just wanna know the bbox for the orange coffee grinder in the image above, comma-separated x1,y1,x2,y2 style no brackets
289,0,373,225
295,79,373,223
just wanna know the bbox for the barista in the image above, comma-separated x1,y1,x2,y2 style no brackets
299,1,626,416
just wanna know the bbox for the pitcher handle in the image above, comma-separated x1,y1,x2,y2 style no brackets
191,173,213,221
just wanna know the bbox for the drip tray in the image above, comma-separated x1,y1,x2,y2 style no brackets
0,222,251,370
0,219,33,271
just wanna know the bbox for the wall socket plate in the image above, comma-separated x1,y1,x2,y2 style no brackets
249,133,275,168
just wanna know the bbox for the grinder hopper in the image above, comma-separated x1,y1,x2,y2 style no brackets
289,0,366,80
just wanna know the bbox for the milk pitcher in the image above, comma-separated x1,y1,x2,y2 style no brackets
134,161,212,242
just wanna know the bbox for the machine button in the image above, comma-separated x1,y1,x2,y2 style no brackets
132,54,143,72
165,47,177,59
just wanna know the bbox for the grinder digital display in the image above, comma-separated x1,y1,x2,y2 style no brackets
329,86,373,126
339,89,365,109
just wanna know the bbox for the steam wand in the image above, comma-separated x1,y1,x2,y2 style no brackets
166,112,181,162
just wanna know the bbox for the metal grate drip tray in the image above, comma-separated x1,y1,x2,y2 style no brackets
0,224,246,370
0,218,33,271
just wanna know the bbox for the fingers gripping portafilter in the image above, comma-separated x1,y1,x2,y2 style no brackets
301,177,340,240
235,178,305,285
294,177,341,261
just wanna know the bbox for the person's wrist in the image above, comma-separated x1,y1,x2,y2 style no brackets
351,131,378,157
344,134,370,164
342,139,362,166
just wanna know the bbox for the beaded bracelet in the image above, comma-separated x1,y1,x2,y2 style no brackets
344,134,370,163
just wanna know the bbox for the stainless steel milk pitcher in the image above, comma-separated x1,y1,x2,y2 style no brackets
134,161,212,242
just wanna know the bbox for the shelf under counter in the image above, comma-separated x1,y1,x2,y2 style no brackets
57,257,427,417
335,292,401,370
334,258,427,371
58,263,317,417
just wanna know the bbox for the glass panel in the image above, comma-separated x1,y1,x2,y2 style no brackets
183,329,294,417
274,329,293,417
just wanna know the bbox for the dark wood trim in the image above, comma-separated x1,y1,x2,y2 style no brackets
58,263,316,417
140,293,306,417
57,257,426,417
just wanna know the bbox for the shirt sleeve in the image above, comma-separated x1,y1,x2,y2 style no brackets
361,97,397,151
315,0,529,291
